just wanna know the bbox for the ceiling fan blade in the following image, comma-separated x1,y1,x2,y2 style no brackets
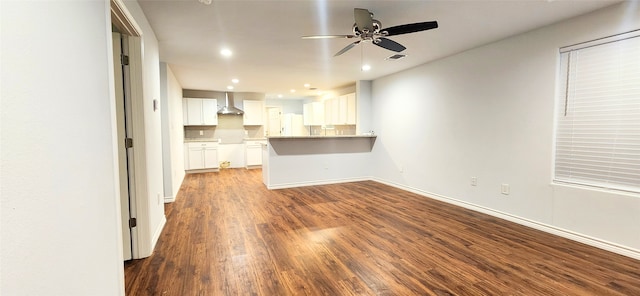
302,35,357,39
382,21,438,36
334,40,361,57
374,38,406,52
354,8,374,33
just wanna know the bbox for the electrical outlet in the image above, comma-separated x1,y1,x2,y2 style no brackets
471,177,477,186
199,130,204,136
501,184,510,195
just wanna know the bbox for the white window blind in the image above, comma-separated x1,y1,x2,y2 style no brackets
554,34,640,193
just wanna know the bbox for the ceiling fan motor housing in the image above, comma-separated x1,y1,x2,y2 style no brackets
352,19,382,38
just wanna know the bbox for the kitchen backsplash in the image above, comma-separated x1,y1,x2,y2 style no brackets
244,126,263,138
184,115,265,143
309,125,356,136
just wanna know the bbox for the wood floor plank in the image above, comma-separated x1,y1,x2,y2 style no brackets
125,169,640,295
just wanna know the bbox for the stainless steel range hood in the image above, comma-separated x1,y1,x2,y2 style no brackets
217,92,244,115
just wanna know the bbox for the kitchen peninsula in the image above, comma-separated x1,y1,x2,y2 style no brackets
262,135,377,189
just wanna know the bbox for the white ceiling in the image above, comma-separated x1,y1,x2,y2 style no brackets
137,0,618,99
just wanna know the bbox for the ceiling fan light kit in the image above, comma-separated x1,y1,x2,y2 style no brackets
302,8,438,57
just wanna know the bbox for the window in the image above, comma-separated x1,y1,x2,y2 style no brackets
554,32,640,193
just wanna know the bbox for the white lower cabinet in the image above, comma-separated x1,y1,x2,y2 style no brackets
185,142,218,170
203,147,218,168
245,140,265,167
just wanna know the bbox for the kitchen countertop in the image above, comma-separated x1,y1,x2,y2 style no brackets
184,138,219,143
267,135,376,140
184,138,267,143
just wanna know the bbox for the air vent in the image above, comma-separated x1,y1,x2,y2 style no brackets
309,87,317,90
386,54,407,60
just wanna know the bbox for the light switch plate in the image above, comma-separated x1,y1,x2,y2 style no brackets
501,184,510,195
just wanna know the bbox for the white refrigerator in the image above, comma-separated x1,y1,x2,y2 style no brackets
281,113,308,136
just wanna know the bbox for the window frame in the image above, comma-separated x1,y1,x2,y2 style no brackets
552,30,640,194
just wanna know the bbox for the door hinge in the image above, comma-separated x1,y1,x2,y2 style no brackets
121,54,129,66
125,138,133,149
129,218,137,228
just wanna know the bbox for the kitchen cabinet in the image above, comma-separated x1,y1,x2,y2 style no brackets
183,98,218,126
323,99,331,125
303,102,324,126
185,142,218,170
345,93,356,125
321,93,356,125
245,140,264,167
243,100,263,125
324,98,340,125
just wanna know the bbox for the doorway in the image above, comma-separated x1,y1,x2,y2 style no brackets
266,107,282,137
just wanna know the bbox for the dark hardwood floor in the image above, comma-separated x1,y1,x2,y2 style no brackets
124,169,640,295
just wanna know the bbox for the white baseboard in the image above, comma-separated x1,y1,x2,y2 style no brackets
185,168,219,174
150,215,166,253
267,176,371,190
372,177,640,260
164,196,175,203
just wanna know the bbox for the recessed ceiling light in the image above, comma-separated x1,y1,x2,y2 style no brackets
361,64,371,71
226,85,234,90
220,48,232,57
290,89,296,93
231,78,239,83
303,83,311,88
277,94,283,98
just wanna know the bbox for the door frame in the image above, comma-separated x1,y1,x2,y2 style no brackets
111,0,154,259
112,32,135,260
266,106,283,137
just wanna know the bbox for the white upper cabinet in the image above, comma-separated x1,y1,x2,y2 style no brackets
303,101,324,126
345,93,356,125
319,93,356,125
338,95,348,124
202,99,218,125
303,93,356,126
243,100,264,126
324,99,333,125
183,98,218,126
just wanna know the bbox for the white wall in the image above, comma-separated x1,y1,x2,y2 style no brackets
124,0,167,256
356,80,373,135
167,66,186,198
160,63,185,202
1,1,124,295
265,138,374,189
266,98,305,114
370,2,640,255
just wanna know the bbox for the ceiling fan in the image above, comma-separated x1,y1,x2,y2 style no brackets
302,8,438,57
